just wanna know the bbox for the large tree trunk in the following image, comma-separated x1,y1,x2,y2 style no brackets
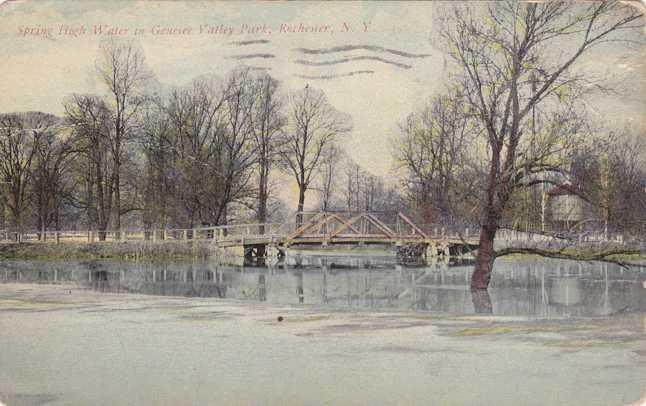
37,192,44,241
97,166,109,241
296,185,306,227
471,213,498,290
471,136,503,290
10,186,22,236
0,201,4,231
54,205,59,231
257,164,268,234
470,288,493,313
113,163,121,240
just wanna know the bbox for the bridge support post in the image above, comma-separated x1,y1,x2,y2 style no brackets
256,244,266,259
397,242,426,262
244,246,254,260
266,244,284,264
441,243,450,259
266,244,277,259
426,242,438,258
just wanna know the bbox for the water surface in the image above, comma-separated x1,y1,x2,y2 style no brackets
2,255,644,318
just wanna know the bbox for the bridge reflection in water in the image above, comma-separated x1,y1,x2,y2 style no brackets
1,257,645,318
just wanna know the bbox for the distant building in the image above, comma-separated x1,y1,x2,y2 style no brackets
546,184,591,230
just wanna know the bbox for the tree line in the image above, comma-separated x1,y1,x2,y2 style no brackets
0,40,366,238
390,1,644,289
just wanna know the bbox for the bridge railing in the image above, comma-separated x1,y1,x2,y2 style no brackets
288,211,432,240
423,225,478,240
0,222,288,245
404,223,637,246
205,223,288,243
0,221,637,246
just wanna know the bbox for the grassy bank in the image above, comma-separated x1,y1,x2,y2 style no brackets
495,245,646,267
2,240,644,265
0,241,213,261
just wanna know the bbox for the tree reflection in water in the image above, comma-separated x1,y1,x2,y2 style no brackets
3,258,645,318
470,288,493,314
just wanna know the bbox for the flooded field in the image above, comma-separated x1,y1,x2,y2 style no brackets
1,255,645,318
1,254,645,406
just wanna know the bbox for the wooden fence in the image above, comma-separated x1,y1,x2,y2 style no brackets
0,222,287,245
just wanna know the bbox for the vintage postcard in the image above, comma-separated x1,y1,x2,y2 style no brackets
1,1,645,405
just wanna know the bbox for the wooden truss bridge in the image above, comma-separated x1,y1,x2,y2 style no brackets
285,211,429,245
207,211,480,260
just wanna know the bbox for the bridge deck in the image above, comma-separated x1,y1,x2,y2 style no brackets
216,237,478,247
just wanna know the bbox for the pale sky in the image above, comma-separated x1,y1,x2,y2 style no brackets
1,0,644,187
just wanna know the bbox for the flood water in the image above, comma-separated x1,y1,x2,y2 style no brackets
2,254,645,318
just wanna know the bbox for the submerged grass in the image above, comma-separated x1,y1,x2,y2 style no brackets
541,338,640,349
497,250,646,263
284,315,332,323
449,323,599,337
0,298,80,311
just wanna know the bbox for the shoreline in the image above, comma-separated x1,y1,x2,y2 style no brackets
2,241,645,268
0,241,212,261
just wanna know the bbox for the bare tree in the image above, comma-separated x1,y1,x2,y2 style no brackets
570,127,646,235
162,69,259,228
394,90,479,224
214,68,261,225
0,112,57,235
96,38,150,236
139,94,174,234
316,144,342,211
64,95,114,239
343,159,373,212
341,158,402,214
343,159,361,211
601,132,646,234
440,1,642,289
250,73,286,228
30,119,75,237
280,86,351,224
165,77,227,227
